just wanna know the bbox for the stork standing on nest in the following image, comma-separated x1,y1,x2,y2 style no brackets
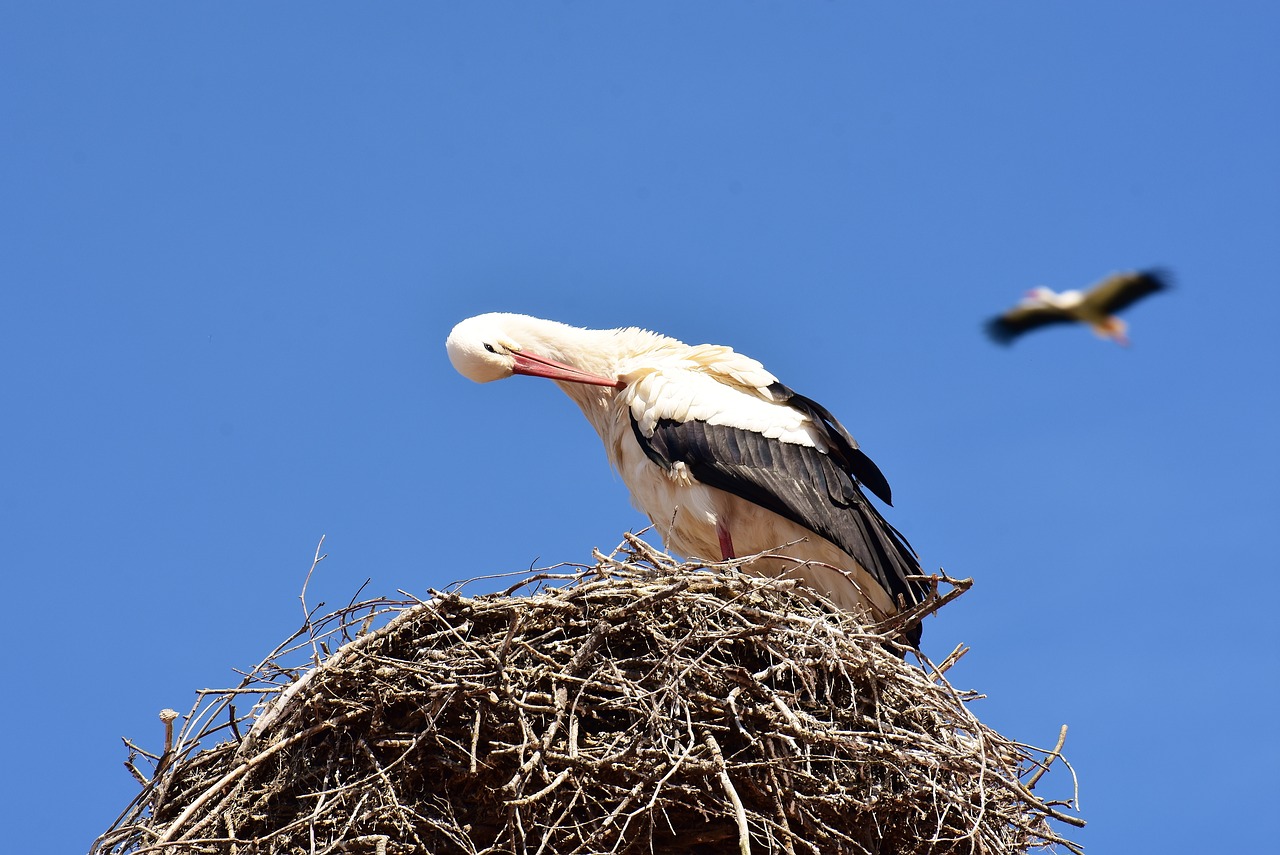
446,313,927,645
986,269,1171,346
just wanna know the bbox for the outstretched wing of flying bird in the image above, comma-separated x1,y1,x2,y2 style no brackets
1086,269,1171,314
986,303,1076,344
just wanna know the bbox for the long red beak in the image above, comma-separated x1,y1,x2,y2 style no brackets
511,350,624,388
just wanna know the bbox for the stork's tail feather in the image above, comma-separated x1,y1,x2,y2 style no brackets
839,499,926,647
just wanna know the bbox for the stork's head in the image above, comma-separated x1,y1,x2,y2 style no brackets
446,314,524,383
446,313,623,388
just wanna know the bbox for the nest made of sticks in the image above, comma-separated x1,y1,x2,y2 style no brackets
94,535,1083,855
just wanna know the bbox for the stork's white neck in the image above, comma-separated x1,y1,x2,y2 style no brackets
449,311,696,451
545,323,672,437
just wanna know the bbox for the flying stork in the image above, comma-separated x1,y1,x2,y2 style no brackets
986,269,1170,346
446,313,927,645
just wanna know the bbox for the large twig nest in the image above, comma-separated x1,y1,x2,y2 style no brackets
94,536,1083,854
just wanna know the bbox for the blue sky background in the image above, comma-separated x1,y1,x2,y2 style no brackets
3,4,1277,852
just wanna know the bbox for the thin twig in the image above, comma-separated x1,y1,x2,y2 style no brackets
300,534,329,666
704,732,751,855
1026,724,1070,789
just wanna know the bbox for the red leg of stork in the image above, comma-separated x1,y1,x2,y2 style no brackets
716,520,736,560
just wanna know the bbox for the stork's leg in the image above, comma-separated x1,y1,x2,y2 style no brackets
1096,316,1130,347
716,520,736,560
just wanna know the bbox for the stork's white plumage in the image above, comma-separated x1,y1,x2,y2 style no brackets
446,313,927,645
987,269,1170,346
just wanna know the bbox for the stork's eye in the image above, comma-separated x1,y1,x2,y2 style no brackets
483,343,499,354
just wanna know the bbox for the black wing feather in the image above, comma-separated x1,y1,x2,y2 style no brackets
985,308,1076,344
632,415,927,613
766,383,894,505
1092,268,1172,314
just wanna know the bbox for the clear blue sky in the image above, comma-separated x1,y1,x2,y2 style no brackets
3,4,1277,852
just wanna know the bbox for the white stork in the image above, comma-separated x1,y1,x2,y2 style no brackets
987,269,1170,346
446,313,927,645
